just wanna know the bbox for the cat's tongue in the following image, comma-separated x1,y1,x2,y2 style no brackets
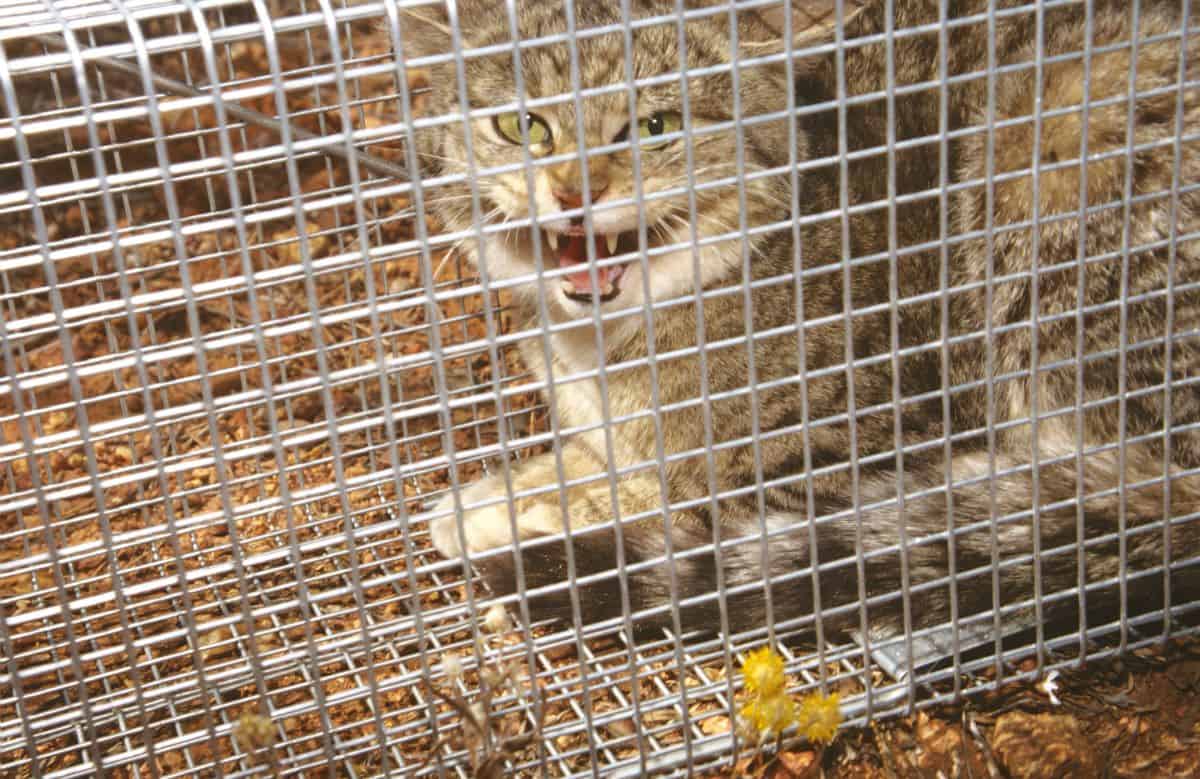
557,233,617,294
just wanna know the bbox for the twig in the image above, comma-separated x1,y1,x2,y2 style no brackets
960,709,976,779
965,712,1003,779
35,33,424,182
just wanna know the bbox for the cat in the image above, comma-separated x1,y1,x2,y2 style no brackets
401,0,1200,640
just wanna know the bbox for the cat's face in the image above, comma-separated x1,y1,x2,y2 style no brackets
404,1,795,320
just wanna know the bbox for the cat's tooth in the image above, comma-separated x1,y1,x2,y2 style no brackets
546,231,558,251
605,233,619,255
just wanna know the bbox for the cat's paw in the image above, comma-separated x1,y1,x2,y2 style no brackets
429,479,563,559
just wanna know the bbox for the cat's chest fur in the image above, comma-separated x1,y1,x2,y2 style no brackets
519,324,608,453
518,318,652,466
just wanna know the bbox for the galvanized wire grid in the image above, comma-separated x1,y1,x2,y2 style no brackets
0,0,1197,777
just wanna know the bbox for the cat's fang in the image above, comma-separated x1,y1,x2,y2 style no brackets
546,231,558,251
605,233,619,256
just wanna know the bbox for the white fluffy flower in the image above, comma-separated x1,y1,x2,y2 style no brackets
440,652,463,684
483,603,512,634
1037,670,1062,706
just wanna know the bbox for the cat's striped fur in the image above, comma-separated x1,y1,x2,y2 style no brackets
409,0,1200,638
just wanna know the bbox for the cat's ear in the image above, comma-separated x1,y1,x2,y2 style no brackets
390,1,454,61
740,0,867,45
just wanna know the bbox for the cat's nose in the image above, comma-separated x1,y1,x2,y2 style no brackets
553,181,609,209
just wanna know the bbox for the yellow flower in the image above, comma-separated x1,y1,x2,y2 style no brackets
739,692,796,737
796,692,842,745
740,646,787,697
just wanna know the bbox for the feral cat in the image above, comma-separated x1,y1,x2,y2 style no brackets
405,0,1200,638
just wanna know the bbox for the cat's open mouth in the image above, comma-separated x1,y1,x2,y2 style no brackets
545,220,641,303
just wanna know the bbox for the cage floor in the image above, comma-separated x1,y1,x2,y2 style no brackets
6,493,1198,778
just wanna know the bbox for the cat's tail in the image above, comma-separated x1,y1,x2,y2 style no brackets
475,446,1200,636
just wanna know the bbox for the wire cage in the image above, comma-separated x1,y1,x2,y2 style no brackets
1,0,1198,776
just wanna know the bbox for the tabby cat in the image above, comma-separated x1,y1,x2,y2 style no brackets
403,0,1200,639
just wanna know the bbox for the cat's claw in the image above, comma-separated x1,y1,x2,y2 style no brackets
430,481,568,561
429,492,467,558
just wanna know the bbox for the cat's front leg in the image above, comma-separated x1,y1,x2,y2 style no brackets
429,447,601,559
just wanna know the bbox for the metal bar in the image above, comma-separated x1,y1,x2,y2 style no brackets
0,2,1195,776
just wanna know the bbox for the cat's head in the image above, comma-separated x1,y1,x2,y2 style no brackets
397,1,805,320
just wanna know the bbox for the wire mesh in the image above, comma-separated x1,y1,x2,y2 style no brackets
1,0,1198,777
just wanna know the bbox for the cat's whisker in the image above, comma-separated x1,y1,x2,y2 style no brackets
666,210,772,261
406,194,477,212
382,194,477,222
416,150,471,168
650,222,682,251
488,212,523,250
428,206,505,282
429,242,466,283
661,161,776,191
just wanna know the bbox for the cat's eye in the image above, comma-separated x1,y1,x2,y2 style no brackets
632,111,682,149
493,111,552,148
